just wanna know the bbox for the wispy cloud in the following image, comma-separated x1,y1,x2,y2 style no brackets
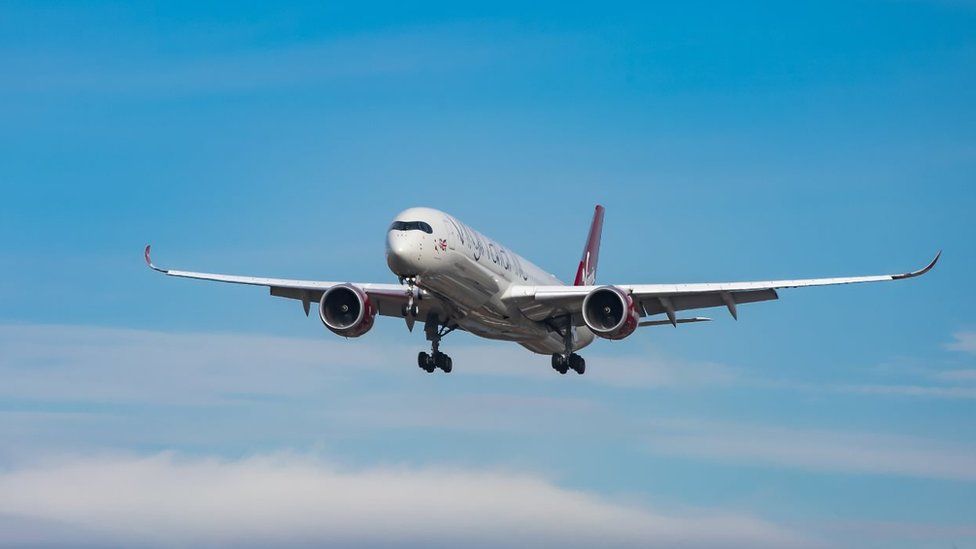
0,323,392,405
4,322,974,485
0,323,736,405
813,518,976,544
947,330,976,355
840,383,976,399
457,343,738,388
0,323,742,456
823,331,976,399
644,419,976,482
0,452,805,548
934,368,976,382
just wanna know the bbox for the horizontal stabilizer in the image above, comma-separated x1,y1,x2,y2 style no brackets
638,316,712,327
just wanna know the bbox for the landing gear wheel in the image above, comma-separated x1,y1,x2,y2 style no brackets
421,314,457,374
402,304,419,317
434,353,453,373
569,353,585,375
551,354,569,375
418,351,435,373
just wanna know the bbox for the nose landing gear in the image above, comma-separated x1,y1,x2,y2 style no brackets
401,278,421,332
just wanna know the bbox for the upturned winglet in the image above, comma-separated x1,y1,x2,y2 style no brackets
144,244,168,273
892,250,941,280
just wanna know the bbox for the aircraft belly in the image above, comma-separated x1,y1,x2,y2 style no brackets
419,251,560,344
453,310,547,341
422,255,498,311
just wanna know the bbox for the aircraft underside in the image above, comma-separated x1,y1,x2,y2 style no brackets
410,276,593,375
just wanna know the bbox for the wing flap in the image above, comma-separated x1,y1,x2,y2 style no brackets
637,289,778,316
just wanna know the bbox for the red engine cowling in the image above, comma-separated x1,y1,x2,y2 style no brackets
581,286,639,340
318,284,376,338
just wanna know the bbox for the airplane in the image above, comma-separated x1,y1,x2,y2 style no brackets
145,205,940,375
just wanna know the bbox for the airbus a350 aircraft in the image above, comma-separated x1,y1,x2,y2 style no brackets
146,206,939,375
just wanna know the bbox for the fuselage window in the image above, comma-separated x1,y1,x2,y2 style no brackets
389,221,433,234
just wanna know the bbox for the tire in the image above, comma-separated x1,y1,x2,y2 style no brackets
551,354,568,375
570,354,585,375
442,356,453,373
420,351,436,372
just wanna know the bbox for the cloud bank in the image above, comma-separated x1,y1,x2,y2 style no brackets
0,452,804,548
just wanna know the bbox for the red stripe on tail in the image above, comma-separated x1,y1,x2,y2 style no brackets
574,205,605,286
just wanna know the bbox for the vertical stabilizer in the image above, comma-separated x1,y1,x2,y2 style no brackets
574,205,605,286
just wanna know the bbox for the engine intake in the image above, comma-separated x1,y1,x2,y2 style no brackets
581,286,639,340
319,284,376,338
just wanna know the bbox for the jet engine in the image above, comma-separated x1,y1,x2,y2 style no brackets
581,286,639,340
319,284,376,338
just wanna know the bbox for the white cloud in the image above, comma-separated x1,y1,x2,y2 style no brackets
814,518,976,544
644,419,976,482
5,322,974,487
0,452,804,548
934,368,976,382
841,384,976,399
454,343,738,388
0,324,735,407
947,331,976,355
0,323,392,405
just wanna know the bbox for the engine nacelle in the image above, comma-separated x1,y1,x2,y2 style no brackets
581,286,639,340
319,284,376,338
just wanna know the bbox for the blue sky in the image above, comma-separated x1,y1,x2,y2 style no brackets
0,1,974,547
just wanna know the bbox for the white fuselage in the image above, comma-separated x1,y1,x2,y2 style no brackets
385,207,594,355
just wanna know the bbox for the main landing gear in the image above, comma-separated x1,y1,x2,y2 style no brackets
418,350,451,373
418,314,455,374
551,323,585,375
551,353,585,375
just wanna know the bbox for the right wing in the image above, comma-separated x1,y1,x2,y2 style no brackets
144,245,446,320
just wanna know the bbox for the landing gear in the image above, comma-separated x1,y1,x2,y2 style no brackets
570,353,585,374
418,351,452,373
551,353,585,375
550,322,585,375
418,314,456,374
401,278,421,331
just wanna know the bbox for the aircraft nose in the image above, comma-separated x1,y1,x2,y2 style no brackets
386,231,421,276
386,230,411,255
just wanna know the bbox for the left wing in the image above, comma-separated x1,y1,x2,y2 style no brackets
144,245,444,321
506,251,941,324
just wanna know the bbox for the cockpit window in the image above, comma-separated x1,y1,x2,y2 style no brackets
389,220,433,234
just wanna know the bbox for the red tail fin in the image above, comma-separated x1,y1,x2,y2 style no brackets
574,205,605,286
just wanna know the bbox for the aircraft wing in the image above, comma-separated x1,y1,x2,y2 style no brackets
507,252,941,325
144,245,444,320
